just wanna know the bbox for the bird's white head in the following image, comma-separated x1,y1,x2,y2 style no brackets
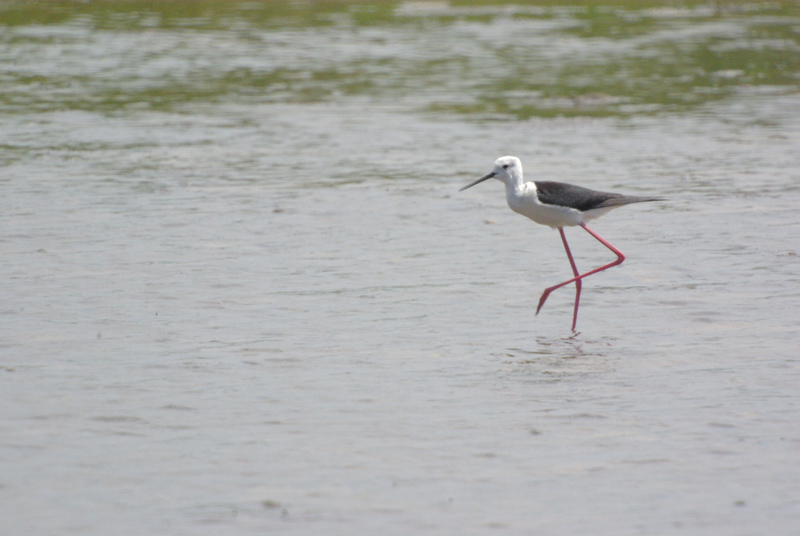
459,156,523,192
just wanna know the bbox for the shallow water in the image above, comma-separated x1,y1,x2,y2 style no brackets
1,2,799,535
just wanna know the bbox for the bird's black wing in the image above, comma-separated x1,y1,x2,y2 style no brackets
535,181,661,211
534,181,624,212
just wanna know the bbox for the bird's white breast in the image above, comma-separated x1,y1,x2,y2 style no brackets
506,182,584,228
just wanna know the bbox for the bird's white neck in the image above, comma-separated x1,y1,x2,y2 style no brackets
502,170,527,199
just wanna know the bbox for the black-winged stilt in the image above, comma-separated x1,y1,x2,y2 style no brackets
460,156,662,331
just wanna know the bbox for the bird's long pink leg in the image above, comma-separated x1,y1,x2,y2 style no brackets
536,223,626,330
557,227,582,332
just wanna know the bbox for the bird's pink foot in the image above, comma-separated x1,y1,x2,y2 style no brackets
536,288,553,315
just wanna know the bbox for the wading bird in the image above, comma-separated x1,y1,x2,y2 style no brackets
460,156,661,331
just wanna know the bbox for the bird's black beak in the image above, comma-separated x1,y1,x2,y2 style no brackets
459,171,496,192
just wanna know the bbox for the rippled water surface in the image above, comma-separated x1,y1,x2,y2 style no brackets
2,2,799,534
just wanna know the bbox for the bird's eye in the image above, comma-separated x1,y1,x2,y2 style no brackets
502,164,509,169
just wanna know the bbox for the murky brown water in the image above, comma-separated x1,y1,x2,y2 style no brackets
2,2,799,534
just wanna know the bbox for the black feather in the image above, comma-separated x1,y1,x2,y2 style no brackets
534,181,661,212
